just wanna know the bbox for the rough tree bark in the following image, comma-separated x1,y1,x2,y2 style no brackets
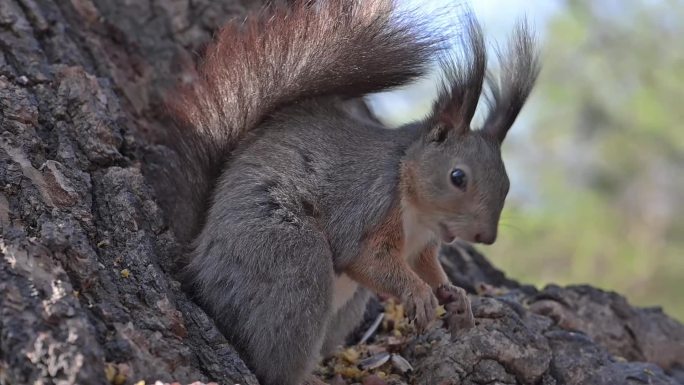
0,1,682,385
1,0,263,384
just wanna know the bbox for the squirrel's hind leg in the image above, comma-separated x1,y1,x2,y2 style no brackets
320,287,371,357
189,217,335,385
301,375,329,385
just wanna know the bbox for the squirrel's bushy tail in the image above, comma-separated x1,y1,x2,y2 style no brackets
166,0,442,239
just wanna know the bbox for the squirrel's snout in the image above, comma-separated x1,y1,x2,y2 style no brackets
474,230,497,245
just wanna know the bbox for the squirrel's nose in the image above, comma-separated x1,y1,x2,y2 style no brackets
475,230,497,245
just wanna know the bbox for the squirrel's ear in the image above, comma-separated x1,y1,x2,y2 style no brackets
426,17,486,141
482,20,540,143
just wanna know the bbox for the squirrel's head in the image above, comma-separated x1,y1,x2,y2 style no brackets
401,20,539,245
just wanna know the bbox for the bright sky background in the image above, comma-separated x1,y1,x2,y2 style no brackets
368,0,563,125
470,0,563,37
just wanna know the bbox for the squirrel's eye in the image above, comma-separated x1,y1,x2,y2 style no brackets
450,168,467,189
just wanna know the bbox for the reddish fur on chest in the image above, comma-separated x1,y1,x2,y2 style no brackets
364,203,405,258
332,204,405,310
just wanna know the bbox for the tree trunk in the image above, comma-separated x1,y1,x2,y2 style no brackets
0,0,262,384
0,1,682,385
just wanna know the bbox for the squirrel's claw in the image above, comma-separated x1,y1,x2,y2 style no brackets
403,284,439,334
436,284,475,334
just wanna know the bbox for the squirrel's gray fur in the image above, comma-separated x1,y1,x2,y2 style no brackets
164,1,540,384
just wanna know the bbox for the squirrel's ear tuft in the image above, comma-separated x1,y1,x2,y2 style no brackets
482,20,540,143
426,16,486,141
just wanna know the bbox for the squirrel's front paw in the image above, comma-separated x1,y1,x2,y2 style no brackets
402,283,439,333
436,283,475,332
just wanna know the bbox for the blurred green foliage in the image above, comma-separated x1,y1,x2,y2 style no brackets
484,0,684,321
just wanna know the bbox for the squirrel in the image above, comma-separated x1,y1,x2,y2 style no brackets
163,1,539,384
